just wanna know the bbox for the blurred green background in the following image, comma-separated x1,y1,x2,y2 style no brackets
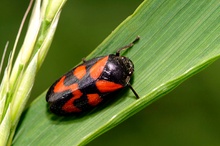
1,0,220,146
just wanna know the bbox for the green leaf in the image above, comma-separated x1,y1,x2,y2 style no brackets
13,0,220,145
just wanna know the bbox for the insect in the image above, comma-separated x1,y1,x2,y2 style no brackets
46,36,140,115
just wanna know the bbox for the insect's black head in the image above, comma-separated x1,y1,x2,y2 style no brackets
118,56,134,77
103,54,134,86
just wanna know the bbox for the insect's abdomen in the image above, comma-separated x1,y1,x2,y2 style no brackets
46,56,125,115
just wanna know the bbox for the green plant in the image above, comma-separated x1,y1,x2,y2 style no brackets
0,0,66,145
0,0,220,145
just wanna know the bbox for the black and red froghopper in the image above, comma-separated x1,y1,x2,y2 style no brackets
46,36,140,115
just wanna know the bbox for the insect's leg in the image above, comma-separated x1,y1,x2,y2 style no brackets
116,36,140,56
82,57,86,63
127,83,139,99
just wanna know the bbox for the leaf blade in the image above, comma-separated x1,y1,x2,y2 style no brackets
13,0,220,145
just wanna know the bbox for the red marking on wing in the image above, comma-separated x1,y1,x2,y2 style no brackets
53,76,79,93
62,89,83,113
90,56,108,80
87,93,102,106
73,65,86,80
96,80,123,93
